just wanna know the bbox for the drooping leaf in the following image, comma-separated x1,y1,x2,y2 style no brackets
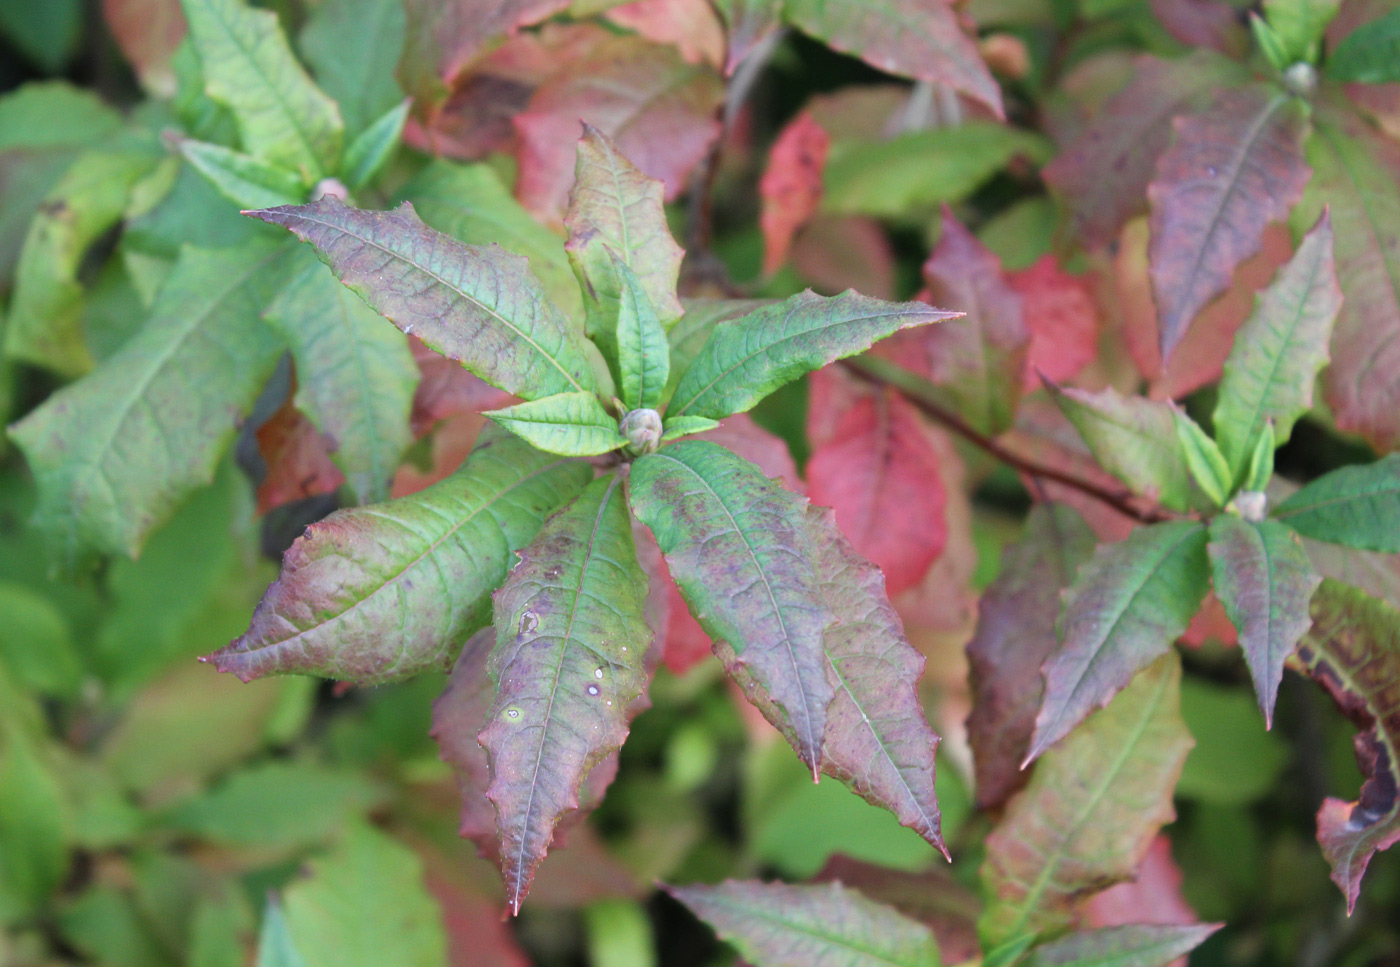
206,429,591,683
514,36,722,223
265,261,419,504
1270,455,1400,552
1172,411,1232,509
760,112,830,275
1213,211,1340,475
8,242,291,569
610,253,670,412
1008,257,1100,389
299,0,406,137
980,654,1194,948
1043,52,1247,250
1295,580,1400,913
1207,515,1321,725
340,99,410,191
1028,522,1210,763
805,382,946,595
1146,85,1311,359
784,0,1002,117
246,197,599,400
485,393,627,457
179,0,344,180
1326,4,1400,82
1022,924,1221,967
480,475,651,913
967,504,1098,810
670,879,942,967
668,291,955,421
629,441,834,773
179,139,308,208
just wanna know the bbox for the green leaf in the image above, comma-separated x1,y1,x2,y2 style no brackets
1327,5,1400,83
1023,924,1222,967
1270,455,1400,551
666,300,771,400
0,728,71,917
1044,382,1195,512
282,823,447,967
565,124,686,376
480,475,651,913
1173,411,1233,508
1263,0,1339,63
207,429,591,683
298,0,406,137
0,582,81,697
5,149,158,376
980,654,1193,949
1242,421,1276,493
669,879,941,967
179,139,308,208
180,0,344,179
1207,515,1321,725
8,241,292,569
486,393,627,457
1251,14,1292,71
339,99,409,191
1214,212,1340,476
256,898,307,967
1028,521,1210,762
1176,678,1290,804
264,262,419,503
661,415,721,441
247,197,598,400
629,441,834,773
611,251,670,412
667,291,955,421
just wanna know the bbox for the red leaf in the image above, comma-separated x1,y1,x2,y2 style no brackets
101,0,185,94
606,0,726,68
791,215,897,299
806,373,947,595
1008,256,1100,389
431,629,500,859
513,35,723,223
255,398,345,513
1146,85,1311,360
409,335,515,436
1148,0,1247,55
759,112,831,276
1084,834,1200,967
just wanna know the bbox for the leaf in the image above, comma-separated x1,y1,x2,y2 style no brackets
1326,4,1400,82
1146,85,1311,360
610,252,670,411
8,242,291,568
431,629,500,858
282,823,447,967
480,475,651,913
1083,835,1199,929
0,0,81,72
606,0,727,68
1043,52,1247,250
514,35,723,222
340,99,409,191
1022,924,1221,967
254,398,344,511
784,0,1001,117
1269,455,1400,552
299,0,406,137
1028,522,1210,763
668,290,955,421
400,159,580,318
1008,257,1100,389
397,0,569,105
263,262,420,504
661,415,720,440
1172,411,1232,508
805,385,946,595
102,0,187,95
180,0,344,180
712,0,783,73
246,197,599,400
665,298,772,396
669,879,942,967
967,504,1098,810
0,728,71,916
1044,382,1195,512
179,139,308,208
485,393,627,457
1206,515,1321,724
1295,580,1400,913
980,654,1194,948
1213,211,1340,474
760,112,831,275
1263,0,1340,62
629,441,834,773
256,898,307,967
206,429,591,683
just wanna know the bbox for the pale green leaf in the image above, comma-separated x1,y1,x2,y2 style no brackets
1251,14,1292,72
1023,923,1222,967
611,251,670,411
486,392,627,457
339,99,409,191
1262,0,1339,62
256,898,307,967
1243,421,1276,493
298,0,405,136
661,415,721,441
1173,411,1232,508
1270,455,1400,552
179,139,308,208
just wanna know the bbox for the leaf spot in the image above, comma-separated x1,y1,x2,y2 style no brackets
505,707,522,719
587,685,600,696
519,611,539,634
594,667,604,679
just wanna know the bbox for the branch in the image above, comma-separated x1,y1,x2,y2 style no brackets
842,358,1179,526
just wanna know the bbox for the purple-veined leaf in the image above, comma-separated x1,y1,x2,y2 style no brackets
1147,85,1311,360
628,441,834,775
1213,211,1341,475
967,504,1097,810
207,429,591,683
1295,580,1400,913
1028,521,1209,763
1270,455,1400,553
783,0,1002,118
480,474,652,914
1207,515,1321,726
1022,923,1221,967
246,197,599,400
980,654,1194,948
669,879,942,967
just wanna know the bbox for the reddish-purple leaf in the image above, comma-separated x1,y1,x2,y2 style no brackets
1147,85,1311,360
1149,0,1247,54
760,112,831,276
398,0,569,105
967,504,1097,810
1295,579,1400,913
432,628,500,857
1084,834,1199,934
254,396,345,513
480,475,652,913
606,0,726,68
1008,256,1100,389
